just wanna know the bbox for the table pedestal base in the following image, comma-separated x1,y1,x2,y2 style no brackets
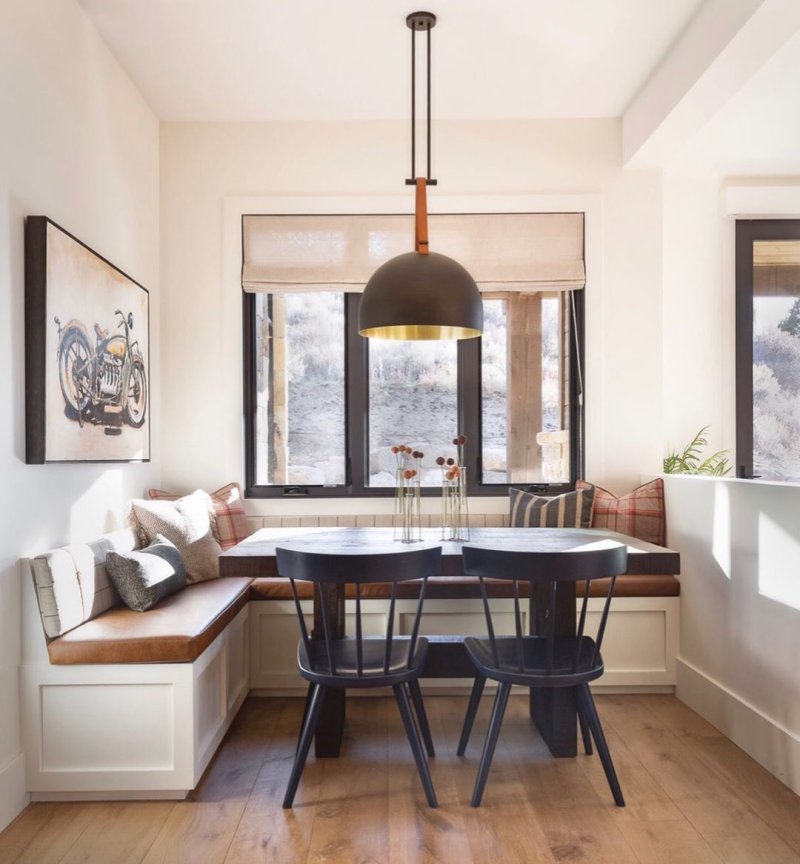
530,687,577,757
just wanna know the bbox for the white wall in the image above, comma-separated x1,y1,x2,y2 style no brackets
662,171,732,455
660,161,800,792
0,0,160,830
160,119,665,507
665,474,800,793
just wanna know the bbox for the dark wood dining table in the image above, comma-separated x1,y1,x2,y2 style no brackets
220,526,679,759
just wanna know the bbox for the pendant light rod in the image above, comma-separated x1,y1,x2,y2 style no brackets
405,11,437,186
427,23,432,182
410,22,415,180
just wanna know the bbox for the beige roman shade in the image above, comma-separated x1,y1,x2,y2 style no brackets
241,213,585,293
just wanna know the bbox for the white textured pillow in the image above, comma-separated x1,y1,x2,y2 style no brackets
130,490,222,583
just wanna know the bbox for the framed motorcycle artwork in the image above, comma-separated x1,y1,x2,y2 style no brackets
24,217,150,463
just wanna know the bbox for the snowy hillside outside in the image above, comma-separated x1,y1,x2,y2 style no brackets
753,296,800,480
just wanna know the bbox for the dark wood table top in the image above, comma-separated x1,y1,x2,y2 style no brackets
220,526,680,578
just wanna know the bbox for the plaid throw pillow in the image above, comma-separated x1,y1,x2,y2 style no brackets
576,478,665,546
148,482,252,550
509,486,595,528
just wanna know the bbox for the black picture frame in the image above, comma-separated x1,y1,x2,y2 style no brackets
25,216,151,463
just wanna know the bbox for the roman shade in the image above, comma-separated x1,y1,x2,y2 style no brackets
241,213,585,294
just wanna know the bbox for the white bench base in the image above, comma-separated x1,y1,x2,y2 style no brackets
22,605,249,801
248,596,679,693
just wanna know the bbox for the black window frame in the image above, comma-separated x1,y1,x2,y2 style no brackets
243,286,585,500
735,219,800,480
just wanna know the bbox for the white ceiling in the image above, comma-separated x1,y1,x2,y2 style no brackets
78,0,703,122
675,27,800,175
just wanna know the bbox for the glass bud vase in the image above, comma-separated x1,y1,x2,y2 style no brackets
394,470,421,543
441,466,469,542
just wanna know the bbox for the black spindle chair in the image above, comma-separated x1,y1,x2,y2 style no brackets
457,542,628,807
276,544,441,809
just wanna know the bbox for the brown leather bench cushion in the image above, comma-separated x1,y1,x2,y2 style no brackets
248,573,680,601
47,577,252,665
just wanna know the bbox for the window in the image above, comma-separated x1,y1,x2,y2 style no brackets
736,220,800,480
250,292,347,487
243,213,585,498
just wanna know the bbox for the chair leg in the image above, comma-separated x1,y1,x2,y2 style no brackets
471,681,511,807
296,682,315,753
457,675,486,756
407,679,435,758
577,698,593,756
393,684,438,808
283,684,327,809
578,684,624,807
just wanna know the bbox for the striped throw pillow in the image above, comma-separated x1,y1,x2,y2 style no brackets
509,486,595,528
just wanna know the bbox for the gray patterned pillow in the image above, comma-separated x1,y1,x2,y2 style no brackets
509,486,595,528
130,490,222,583
106,535,186,612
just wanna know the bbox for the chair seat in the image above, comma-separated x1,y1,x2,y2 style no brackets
298,635,429,688
463,634,604,686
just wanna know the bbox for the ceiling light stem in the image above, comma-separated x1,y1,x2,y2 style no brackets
405,11,437,186
426,25,432,181
410,24,416,181
415,178,429,256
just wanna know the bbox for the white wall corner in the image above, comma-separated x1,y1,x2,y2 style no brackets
623,0,800,167
0,752,28,833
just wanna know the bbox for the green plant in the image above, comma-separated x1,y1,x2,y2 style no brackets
663,426,732,476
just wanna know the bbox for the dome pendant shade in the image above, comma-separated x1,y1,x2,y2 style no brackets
359,251,483,340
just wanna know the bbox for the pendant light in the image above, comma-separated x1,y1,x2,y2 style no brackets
358,11,483,341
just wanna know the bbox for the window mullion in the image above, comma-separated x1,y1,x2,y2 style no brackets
735,221,755,479
243,292,257,496
568,289,585,483
346,293,368,493
458,334,481,495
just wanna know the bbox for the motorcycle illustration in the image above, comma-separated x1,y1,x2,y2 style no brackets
54,310,147,430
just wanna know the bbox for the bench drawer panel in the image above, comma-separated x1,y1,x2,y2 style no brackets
41,683,174,771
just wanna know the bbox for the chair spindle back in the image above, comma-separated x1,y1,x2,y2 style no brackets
462,543,628,680
276,544,440,678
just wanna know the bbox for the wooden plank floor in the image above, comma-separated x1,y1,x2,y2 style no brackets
2,694,799,864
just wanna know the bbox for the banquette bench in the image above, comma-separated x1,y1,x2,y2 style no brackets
21,528,253,800
21,524,679,801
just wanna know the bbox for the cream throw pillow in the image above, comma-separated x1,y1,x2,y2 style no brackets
130,490,222,583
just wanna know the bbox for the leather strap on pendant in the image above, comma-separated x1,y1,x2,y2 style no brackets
415,177,429,256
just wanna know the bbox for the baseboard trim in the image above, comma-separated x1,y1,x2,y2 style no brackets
676,657,800,795
0,752,29,832
30,789,188,802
